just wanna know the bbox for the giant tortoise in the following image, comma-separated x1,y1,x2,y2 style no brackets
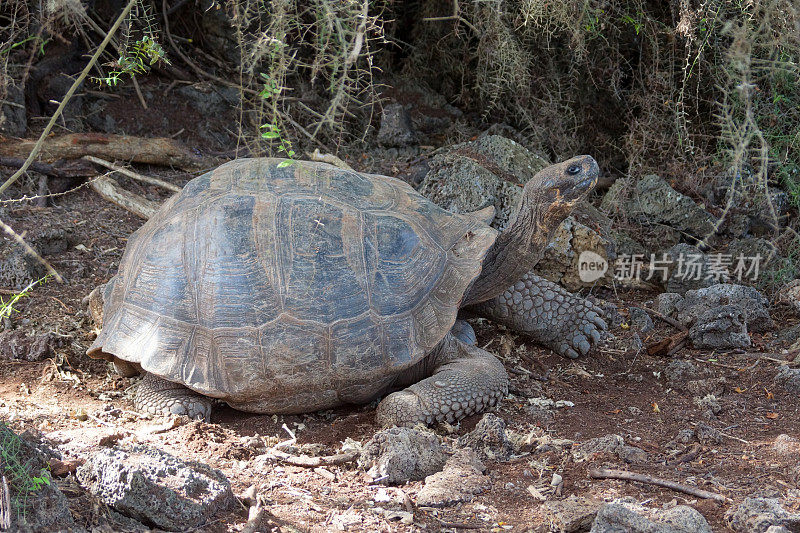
87,156,604,426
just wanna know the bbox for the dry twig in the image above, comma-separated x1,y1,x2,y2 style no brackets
89,176,158,219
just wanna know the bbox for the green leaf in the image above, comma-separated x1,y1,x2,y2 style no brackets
277,160,293,168
261,132,280,139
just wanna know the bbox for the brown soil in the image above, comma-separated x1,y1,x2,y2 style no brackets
1,83,799,533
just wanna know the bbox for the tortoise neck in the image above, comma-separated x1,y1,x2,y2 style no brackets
462,192,565,307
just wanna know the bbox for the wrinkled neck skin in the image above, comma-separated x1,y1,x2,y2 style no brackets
462,191,571,307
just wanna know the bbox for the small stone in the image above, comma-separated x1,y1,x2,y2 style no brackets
376,103,419,147
457,413,513,461
655,293,684,318
416,449,490,507
663,359,699,386
543,495,602,532
687,377,727,397
725,497,800,532
358,427,446,485
773,366,800,395
628,306,655,333
695,423,723,445
551,473,563,487
771,434,800,456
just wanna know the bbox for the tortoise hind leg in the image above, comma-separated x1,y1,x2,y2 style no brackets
376,334,508,427
135,373,213,422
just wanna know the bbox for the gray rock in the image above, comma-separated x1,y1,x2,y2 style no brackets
418,135,549,230
76,445,233,531
416,449,490,507
686,377,727,397
694,394,722,415
0,425,77,533
376,103,419,147
572,434,646,464
777,322,800,346
765,526,793,533
663,243,718,294
0,227,71,290
694,423,723,445
572,434,625,461
539,208,617,290
176,83,238,146
457,413,513,461
727,237,779,269
543,495,603,533
689,304,750,349
775,280,800,318
0,81,26,136
601,174,716,243
359,427,446,485
629,307,655,333
678,283,773,332
725,497,800,532
0,330,69,362
771,434,800,456
663,360,699,386
655,293,684,318
591,498,712,533
616,445,649,464
773,366,800,395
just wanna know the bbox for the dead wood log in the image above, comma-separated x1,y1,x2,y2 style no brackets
0,134,210,170
89,176,158,219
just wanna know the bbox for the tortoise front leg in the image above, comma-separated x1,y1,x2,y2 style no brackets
467,272,607,359
135,373,213,422
375,334,508,427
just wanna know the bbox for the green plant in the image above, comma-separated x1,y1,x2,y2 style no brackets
0,275,49,323
92,35,169,86
0,423,51,522
258,73,295,167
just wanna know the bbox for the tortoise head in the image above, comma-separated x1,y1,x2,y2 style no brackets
522,155,599,227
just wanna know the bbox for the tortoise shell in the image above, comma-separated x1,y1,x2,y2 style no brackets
88,158,497,413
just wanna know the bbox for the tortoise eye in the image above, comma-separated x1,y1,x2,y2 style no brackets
567,165,582,175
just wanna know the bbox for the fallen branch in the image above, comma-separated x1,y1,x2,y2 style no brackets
89,176,158,219
269,449,359,468
589,468,727,502
0,133,209,171
646,330,689,357
641,307,687,332
83,156,182,193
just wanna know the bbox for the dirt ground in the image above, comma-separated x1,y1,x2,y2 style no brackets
1,80,800,532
